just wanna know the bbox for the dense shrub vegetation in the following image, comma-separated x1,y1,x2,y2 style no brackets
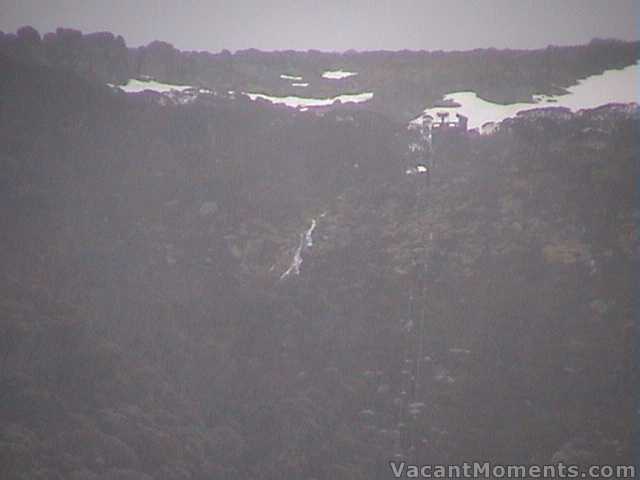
0,31,637,479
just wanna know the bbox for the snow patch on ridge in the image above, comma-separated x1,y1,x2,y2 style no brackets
113,78,196,94
412,62,640,130
245,91,373,109
322,70,358,80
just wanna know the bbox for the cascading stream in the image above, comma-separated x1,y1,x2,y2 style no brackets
279,217,320,280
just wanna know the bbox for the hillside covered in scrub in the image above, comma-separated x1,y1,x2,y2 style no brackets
0,28,638,480
1,26,638,121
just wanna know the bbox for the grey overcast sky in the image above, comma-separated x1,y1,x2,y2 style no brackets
1,0,638,52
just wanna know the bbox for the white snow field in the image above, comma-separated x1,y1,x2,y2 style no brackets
280,74,304,81
322,70,358,80
114,78,196,94
245,91,373,109
413,61,639,130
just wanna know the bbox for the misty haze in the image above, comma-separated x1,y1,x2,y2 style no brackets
0,1,638,479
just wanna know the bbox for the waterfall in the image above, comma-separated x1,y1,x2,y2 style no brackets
280,218,319,280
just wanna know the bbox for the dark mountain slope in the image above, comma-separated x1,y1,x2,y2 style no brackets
1,28,638,121
0,48,637,479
